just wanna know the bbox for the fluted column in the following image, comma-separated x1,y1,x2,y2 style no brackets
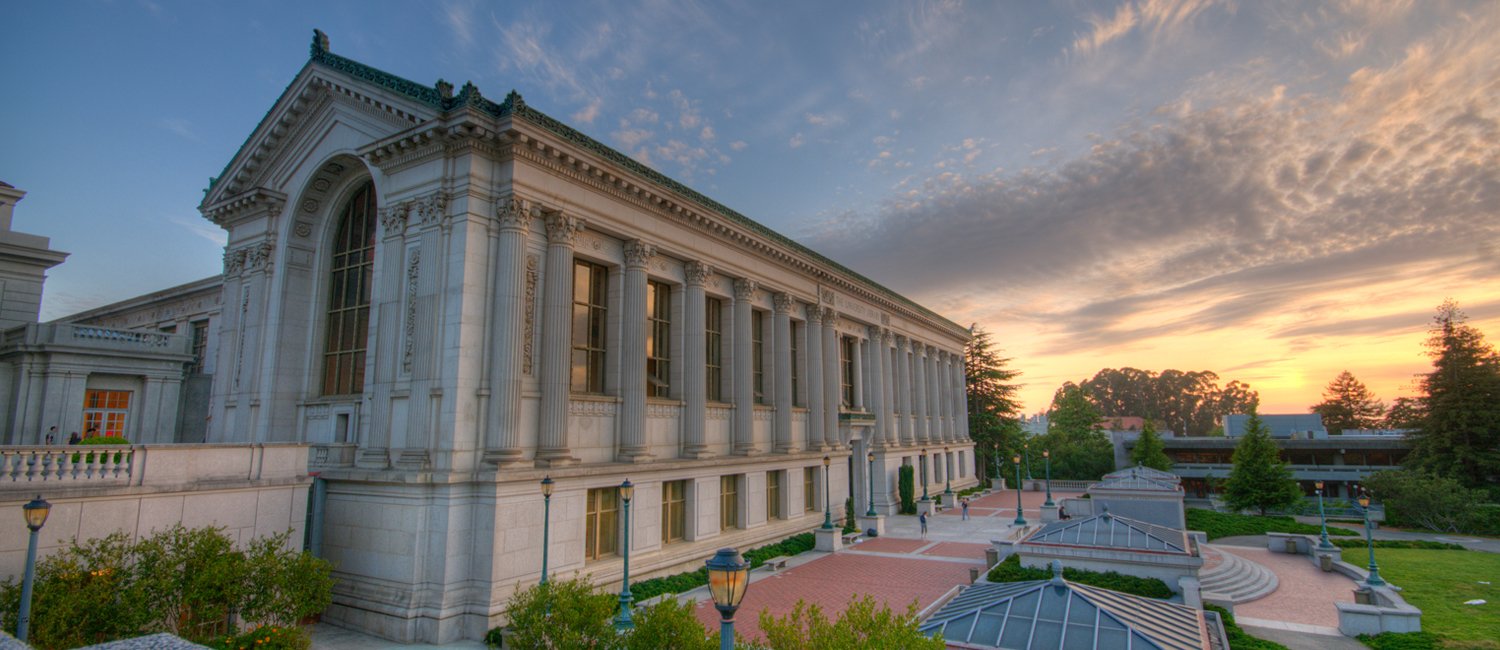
954,353,969,440
926,345,941,444
732,279,759,455
913,342,929,446
773,293,796,453
484,197,533,466
821,307,840,449
936,351,952,443
881,330,896,447
537,211,585,466
804,305,826,451
866,325,887,448
943,351,958,442
896,336,913,446
681,262,713,458
618,240,656,462
851,332,865,410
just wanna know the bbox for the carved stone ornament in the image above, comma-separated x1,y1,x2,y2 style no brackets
524,254,539,374
544,211,586,246
684,261,714,286
806,305,823,325
773,292,796,314
294,222,313,238
896,335,910,351
300,198,320,214
733,278,758,300
623,240,658,268
495,196,535,233
822,306,838,325
402,249,421,373
880,313,891,326
379,203,410,236
222,248,247,277
245,241,275,273
821,288,835,304
415,191,449,225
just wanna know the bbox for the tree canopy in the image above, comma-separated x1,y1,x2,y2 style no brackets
1223,409,1302,515
1409,300,1500,492
1129,419,1173,472
1056,368,1258,436
964,324,1023,480
1039,385,1115,480
1309,370,1385,434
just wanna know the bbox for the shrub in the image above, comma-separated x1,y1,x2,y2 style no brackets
499,576,618,650
628,532,816,602
208,625,311,650
758,595,944,649
1356,631,1442,650
898,466,916,514
73,435,131,464
1327,539,1465,551
1364,470,1493,534
843,497,856,534
1185,508,1357,540
623,596,718,650
985,555,1173,599
1204,604,1289,650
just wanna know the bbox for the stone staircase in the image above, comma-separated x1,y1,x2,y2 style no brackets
1198,545,1278,604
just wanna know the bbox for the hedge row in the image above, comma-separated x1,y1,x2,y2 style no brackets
1327,539,1465,551
1356,632,1442,650
1185,508,1358,540
629,533,817,602
984,555,1174,600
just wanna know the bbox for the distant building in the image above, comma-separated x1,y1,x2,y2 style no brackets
1020,412,1047,436
1222,413,1327,439
1123,436,1412,499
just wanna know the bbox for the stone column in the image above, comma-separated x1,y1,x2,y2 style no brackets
926,346,940,444
618,240,656,462
935,351,951,443
851,332,865,410
865,326,886,447
805,305,826,451
943,351,957,443
484,198,532,466
681,261,713,458
772,293,797,453
954,354,970,440
881,330,896,447
896,336,913,447
536,211,584,466
821,307,840,449
732,279,759,455
913,342,929,446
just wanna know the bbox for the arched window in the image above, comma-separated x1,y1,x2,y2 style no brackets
321,181,376,395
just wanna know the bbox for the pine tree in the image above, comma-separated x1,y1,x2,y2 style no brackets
1310,370,1385,434
1043,384,1114,479
1223,409,1302,515
965,325,1023,481
1130,420,1173,472
1410,301,1500,490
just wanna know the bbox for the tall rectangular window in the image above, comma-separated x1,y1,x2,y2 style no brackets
840,336,855,407
82,389,131,438
188,320,209,374
585,487,619,561
804,467,816,512
790,323,802,406
322,181,377,396
571,260,608,393
767,470,782,520
705,298,723,402
752,312,766,404
720,475,740,531
661,480,686,545
646,280,672,398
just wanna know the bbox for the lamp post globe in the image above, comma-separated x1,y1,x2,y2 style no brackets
18,495,51,642
1359,490,1385,586
865,451,878,517
540,476,555,585
1012,456,1027,526
821,455,834,530
1042,450,1054,507
706,548,751,650
1315,480,1335,551
613,479,636,630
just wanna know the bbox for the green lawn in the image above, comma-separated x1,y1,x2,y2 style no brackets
1339,548,1499,648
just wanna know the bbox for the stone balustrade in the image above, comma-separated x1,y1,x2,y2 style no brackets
0,323,190,355
0,443,308,492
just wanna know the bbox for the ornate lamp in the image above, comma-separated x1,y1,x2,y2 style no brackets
1012,456,1027,526
1042,450,1054,507
539,476,554,585
18,495,51,641
705,548,751,650
865,451,877,517
1358,490,1385,586
919,448,929,501
1315,480,1335,551
613,479,636,630
821,455,834,530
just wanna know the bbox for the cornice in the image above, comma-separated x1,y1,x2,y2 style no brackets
202,187,287,228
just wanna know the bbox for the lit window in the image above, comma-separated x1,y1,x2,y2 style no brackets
661,480,687,544
571,260,608,394
720,475,740,531
585,487,619,560
706,298,723,402
752,313,765,404
82,389,131,438
646,280,671,398
321,181,376,396
804,467,816,512
767,470,782,520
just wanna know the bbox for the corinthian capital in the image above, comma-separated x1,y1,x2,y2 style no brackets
773,292,796,314
623,240,658,269
806,305,823,325
822,307,838,325
544,211,586,246
733,278,758,300
379,203,410,238
495,196,535,234
684,261,714,286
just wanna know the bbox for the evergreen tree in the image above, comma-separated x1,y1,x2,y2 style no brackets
1410,301,1500,490
1310,370,1385,434
1223,409,1301,515
1384,397,1423,430
1042,384,1114,479
965,324,1023,481
1129,420,1173,472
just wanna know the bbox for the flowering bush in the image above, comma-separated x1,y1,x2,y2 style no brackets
208,625,311,650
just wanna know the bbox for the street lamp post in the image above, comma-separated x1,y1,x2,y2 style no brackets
613,479,636,630
1012,456,1027,526
18,495,51,642
540,476,554,585
706,548,751,650
1359,490,1385,587
821,456,834,530
1315,480,1335,551
1023,442,1033,480
943,447,953,496
919,449,929,501
1043,450,1054,507
865,451,877,517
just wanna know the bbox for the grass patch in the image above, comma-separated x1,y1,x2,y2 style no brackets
986,555,1173,599
1186,508,1358,540
1204,604,1289,650
1339,548,1499,649
1358,632,1443,650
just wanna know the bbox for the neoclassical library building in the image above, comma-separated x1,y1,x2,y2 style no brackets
1,32,977,642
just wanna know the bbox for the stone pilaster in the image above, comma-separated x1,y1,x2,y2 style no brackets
867,325,887,448
732,278,759,455
820,307,840,449
618,240,656,462
928,347,943,443
804,305,825,451
536,211,584,467
880,329,896,447
680,261,713,458
484,197,532,466
943,351,958,443
896,335,913,447
772,292,796,453
955,353,969,440
914,342,929,446
850,331,865,411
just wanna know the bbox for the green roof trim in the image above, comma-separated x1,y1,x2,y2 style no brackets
209,29,966,336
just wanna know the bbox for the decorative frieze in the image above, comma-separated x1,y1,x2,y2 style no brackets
523,254,538,375
402,248,421,374
568,399,618,417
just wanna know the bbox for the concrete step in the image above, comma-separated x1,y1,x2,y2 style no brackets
1199,545,1278,604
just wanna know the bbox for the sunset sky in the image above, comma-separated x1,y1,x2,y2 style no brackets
3,0,1496,414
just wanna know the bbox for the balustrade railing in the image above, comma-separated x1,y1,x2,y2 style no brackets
0,447,134,483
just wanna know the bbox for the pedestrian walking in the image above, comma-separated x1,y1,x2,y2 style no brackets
919,511,928,538
961,498,970,520
45,426,57,445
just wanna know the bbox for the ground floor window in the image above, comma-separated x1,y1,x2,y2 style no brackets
82,389,131,438
767,470,783,520
585,487,619,561
804,467,817,512
721,475,740,531
661,480,686,544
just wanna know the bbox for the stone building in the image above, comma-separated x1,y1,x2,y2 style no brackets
182,31,975,642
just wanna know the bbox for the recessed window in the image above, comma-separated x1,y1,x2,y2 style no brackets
752,312,766,404
661,480,687,545
571,260,608,394
790,323,802,406
804,467,817,512
840,336,856,408
585,487,619,561
767,470,783,521
321,181,376,396
646,280,671,398
82,389,131,438
706,298,723,402
188,320,210,374
720,475,740,531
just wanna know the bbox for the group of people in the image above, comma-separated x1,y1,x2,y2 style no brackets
42,425,87,446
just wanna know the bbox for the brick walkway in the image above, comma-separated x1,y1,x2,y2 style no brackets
920,542,991,560
852,537,929,554
1220,546,1357,629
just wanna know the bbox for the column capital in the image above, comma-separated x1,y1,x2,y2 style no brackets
866,324,882,340
733,278,758,300
684,260,714,286
495,196,536,234
543,211,586,245
822,306,838,324
623,240,658,269
378,203,411,239
806,304,824,325
895,335,910,351
773,292,796,314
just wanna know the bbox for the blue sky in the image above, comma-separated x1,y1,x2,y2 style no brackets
3,0,1497,413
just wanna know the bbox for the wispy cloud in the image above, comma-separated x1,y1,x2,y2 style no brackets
158,118,201,143
1070,0,1224,58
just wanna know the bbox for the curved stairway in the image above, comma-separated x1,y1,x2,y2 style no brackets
1198,544,1278,604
